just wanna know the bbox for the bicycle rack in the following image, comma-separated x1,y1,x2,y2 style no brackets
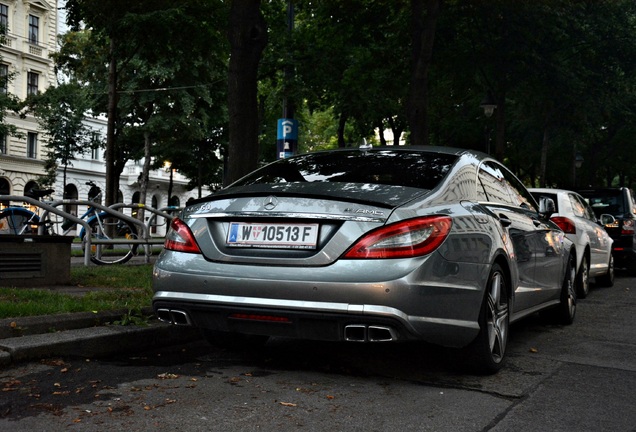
0,195,93,266
108,203,179,263
45,200,155,263
1,195,182,266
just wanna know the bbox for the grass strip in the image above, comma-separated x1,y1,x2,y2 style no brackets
0,264,154,319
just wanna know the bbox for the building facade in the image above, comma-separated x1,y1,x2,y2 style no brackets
0,1,203,235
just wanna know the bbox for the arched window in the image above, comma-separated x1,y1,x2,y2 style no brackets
131,191,140,218
63,184,78,218
0,178,10,208
169,196,180,207
23,180,39,196
151,195,159,234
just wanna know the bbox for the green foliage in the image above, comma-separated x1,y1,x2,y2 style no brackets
27,81,101,187
50,0,636,190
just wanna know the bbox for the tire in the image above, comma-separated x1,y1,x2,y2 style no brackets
463,263,509,375
575,255,590,299
0,208,38,235
595,253,614,288
82,213,138,265
552,252,577,325
201,329,269,352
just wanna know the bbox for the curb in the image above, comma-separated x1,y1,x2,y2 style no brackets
0,314,201,367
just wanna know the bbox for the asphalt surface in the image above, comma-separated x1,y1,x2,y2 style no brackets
0,256,201,367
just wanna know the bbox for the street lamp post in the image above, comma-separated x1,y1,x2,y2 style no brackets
573,151,584,187
480,91,497,154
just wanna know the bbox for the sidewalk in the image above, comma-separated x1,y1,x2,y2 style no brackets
0,258,202,367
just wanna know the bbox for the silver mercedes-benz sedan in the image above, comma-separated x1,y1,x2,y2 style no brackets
153,146,576,374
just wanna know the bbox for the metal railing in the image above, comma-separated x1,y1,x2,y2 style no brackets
0,195,181,265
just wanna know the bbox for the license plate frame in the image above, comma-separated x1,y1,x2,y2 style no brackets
226,222,319,249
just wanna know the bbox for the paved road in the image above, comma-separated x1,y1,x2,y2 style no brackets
0,273,634,431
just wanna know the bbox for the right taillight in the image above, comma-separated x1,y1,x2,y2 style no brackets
343,216,452,259
621,219,635,235
164,218,201,254
550,216,576,234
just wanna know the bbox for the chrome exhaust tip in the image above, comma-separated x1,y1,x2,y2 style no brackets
344,324,396,342
156,308,192,326
344,324,367,342
157,308,173,324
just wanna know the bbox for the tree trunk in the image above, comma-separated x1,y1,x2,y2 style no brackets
407,0,440,146
539,126,549,188
138,130,152,221
494,94,506,162
225,0,267,186
337,113,347,148
105,38,118,206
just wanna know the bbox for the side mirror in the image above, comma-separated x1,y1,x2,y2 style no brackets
599,214,616,226
538,196,556,217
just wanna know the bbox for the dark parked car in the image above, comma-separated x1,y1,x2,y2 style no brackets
153,146,577,374
578,187,636,274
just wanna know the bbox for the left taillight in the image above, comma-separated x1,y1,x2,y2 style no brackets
343,216,452,259
164,218,201,254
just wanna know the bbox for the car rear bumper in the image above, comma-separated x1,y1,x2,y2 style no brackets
612,243,636,269
152,293,480,347
152,253,488,348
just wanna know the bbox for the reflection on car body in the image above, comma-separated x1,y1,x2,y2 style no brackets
153,146,577,374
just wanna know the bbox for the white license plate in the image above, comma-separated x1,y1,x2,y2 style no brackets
227,222,319,249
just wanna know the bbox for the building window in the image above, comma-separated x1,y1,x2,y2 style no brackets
0,4,8,34
0,64,7,94
27,71,38,96
0,134,5,154
27,132,37,158
28,15,39,44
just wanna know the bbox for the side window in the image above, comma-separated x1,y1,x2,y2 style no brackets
479,161,536,211
568,194,586,218
477,162,515,205
581,198,597,221
499,166,536,211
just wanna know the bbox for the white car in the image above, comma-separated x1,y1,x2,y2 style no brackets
530,188,614,297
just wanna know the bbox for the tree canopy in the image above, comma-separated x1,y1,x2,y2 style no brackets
24,0,636,196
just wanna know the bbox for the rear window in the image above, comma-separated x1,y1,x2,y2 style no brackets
579,190,625,217
232,150,458,191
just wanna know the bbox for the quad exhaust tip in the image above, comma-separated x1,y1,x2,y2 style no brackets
157,308,191,326
344,324,396,342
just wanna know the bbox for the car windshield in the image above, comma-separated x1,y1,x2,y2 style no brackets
232,150,459,191
581,190,625,217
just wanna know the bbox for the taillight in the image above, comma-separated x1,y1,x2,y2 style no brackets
343,216,452,259
164,218,201,254
550,216,576,234
621,219,635,235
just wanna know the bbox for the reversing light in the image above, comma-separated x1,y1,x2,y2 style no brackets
344,216,452,259
550,216,576,234
164,218,201,254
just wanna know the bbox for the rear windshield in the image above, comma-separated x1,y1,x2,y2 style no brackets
579,190,625,217
231,150,458,191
